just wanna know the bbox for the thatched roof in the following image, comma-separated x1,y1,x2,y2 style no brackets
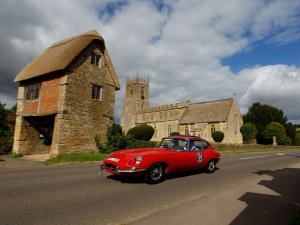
179,98,234,124
14,30,120,90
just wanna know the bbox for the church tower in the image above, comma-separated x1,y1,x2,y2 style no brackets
121,75,150,133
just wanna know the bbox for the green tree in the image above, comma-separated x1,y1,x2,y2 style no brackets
263,122,287,145
243,102,290,144
240,122,257,142
0,102,15,154
285,122,297,145
295,131,300,146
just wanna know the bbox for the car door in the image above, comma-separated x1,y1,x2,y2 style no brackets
170,139,206,171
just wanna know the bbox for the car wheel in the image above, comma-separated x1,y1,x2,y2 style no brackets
144,163,165,184
205,160,216,173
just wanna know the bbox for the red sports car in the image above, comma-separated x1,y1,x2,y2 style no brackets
100,135,220,184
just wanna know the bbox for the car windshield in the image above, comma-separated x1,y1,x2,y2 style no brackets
159,138,189,151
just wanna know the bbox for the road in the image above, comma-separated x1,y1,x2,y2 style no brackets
0,151,299,225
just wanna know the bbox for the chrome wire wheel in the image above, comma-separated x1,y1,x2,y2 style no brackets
150,164,163,181
145,163,165,184
205,160,216,173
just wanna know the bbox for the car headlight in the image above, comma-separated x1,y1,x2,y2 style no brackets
135,155,143,165
128,155,143,166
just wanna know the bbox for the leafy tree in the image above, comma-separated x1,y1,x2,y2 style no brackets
0,102,9,137
263,122,287,145
285,122,297,145
240,122,257,142
127,125,154,141
243,102,289,144
295,131,300,146
212,131,224,143
0,102,15,154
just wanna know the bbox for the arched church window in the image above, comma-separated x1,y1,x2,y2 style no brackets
168,125,171,136
234,114,238,135
185,126,189,135
211,125,215,136
141,87,145,100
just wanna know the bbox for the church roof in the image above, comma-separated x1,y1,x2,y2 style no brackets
179,98,234,124
14,30,120,90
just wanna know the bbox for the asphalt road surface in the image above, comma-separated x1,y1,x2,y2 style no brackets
0,151,299,225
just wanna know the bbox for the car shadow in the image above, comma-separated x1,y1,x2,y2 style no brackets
106,167,219,184
230,167,300,225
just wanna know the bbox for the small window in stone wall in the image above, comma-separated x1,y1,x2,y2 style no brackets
185,126,189,135
211,124,216,136
92,84,102,100
91,52,101,67
25,83,40,100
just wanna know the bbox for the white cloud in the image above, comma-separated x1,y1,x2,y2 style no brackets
238,65,300,121
1,0,300,123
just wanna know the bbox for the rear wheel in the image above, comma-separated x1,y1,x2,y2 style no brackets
205,160,216,173
144,163,165,184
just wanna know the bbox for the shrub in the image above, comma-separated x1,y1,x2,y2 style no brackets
106,133,132,153
212,131,224,142
95,134,105,153
170,132,180,136
107,124,122,139
263,122,287,145
127,125,154,141
294,131,300,146
240,122,257,141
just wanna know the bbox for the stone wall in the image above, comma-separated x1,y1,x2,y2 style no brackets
51,42,117,155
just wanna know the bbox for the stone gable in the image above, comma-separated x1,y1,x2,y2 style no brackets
13,30,119,156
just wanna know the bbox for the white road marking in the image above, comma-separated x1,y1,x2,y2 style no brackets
276,153,284,156
240,155,270,160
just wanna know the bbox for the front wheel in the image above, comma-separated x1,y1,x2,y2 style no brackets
144,163,165,184
205,160,216,173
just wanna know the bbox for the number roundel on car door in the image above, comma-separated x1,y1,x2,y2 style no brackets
196,152,203,163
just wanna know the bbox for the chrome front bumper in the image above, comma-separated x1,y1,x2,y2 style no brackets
100,164,146,174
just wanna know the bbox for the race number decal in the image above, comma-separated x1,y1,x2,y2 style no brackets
197,153,203,163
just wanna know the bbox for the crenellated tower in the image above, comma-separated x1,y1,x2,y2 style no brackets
121,74,150,133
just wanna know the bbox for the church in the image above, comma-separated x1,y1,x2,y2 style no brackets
121,75,243,144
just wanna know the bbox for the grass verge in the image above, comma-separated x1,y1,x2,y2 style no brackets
9,152,24,158
214,144,300,155
45,153,107,165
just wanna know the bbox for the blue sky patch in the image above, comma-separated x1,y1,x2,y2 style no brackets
222,40,300,73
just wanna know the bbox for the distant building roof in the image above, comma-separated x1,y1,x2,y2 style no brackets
179,98,234,124
14,29,120,90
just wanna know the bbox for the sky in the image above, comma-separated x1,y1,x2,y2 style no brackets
0,0,300,124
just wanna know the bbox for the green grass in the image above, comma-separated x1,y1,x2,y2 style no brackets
45,153,108,165
214,144,300,155
9,152,24,158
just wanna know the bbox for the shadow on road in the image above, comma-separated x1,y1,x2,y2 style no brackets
106,167,219,184
230,168,300,225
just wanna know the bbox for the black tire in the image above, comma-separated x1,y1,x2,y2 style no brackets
144,163,165,184
205,160,216,173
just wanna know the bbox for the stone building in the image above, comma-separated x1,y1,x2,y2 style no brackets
121,76,243,143
13,30,120,156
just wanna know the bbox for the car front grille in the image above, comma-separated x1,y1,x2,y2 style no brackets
106,164,117,171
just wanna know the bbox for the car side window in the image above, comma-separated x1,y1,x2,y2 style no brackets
190,140,203,151
178,139,188,151
201,141,209,149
